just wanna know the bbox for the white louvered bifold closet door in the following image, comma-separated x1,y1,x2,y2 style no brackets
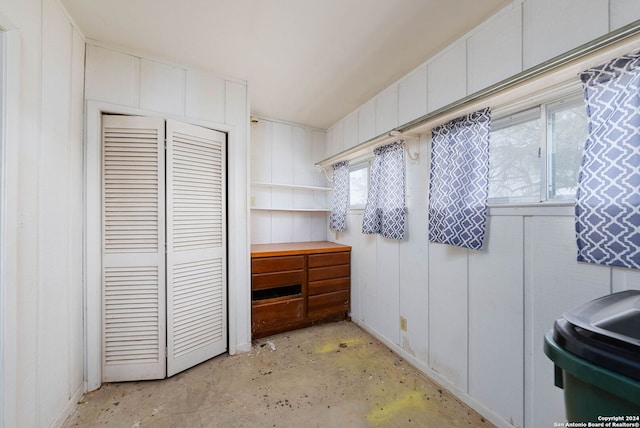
101,115,166,382
166,120,227,377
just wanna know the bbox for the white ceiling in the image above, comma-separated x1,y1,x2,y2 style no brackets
62,0,512,129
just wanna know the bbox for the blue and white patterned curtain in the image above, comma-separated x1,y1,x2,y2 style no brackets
362,142,406,240
329,160,349,232
576,51,640,269
428,108,491,250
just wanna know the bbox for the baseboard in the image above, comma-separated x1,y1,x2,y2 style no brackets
49,383,85,428
350,319,514,428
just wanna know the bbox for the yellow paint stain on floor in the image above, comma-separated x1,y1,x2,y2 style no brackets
366,391,431,425
314,337,362,353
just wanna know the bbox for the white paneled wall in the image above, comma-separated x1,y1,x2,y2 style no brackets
522,0,609,69
250,118,328,244
2,1,86,427
398,65,427,125
84,42,251,389
467,3,522,93
324,2,640,427
428,41,467,113
524,216,612,428
468,215,524,427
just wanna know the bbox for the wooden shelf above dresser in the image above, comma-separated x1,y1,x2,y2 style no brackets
250,241,351,339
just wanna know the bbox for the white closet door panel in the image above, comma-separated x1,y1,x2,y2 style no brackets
166,120,227,377
102,115,166,382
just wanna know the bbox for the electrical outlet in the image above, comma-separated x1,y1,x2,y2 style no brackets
400,316,407,331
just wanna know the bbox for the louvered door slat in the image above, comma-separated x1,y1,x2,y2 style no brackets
102,115,166,382
166,120,227,376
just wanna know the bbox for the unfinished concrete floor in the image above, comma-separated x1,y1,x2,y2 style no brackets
64,321,493,427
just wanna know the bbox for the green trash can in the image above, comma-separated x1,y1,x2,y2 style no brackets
543,290,640,423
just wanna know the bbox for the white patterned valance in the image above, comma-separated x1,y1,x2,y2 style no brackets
576,51,640,269
329,161,349,232
362,142,406,240
428,108,491,250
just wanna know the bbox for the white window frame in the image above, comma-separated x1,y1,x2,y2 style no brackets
488,89,586,206
348,160,370,210
545,94,587,201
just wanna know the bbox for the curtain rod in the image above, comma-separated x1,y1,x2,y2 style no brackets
316,19,640,170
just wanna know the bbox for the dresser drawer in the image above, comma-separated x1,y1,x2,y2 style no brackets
308,290,350,319
308,251,350,268
308,265,350,282
252,270,305,291
308,278,350,296
252,255,305,274
252,297,304,332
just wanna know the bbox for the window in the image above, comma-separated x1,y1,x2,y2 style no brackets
489,108,541,203
546,97,588,199
488,94,588,203
349,162,369,209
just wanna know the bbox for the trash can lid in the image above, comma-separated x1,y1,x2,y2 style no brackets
562,290,640,347
553,318,640,381
554,290,640,381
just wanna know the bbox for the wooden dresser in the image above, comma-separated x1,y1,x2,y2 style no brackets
251,241,351,338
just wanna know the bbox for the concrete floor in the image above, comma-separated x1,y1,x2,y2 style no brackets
64,321,493,427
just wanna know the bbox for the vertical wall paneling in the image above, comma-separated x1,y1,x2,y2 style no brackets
223,78,251,356
312,128,329,237
398,64,428,126
271,122,294,209
1,28,21,428
68,26,86,402
324,127,334,160
360,234,379,330
398,135,429,361
250,120,272,207
345,214,363,320
428,243,468,391
468,216,524,427
323,3,640,428
292,127,313,242
251,211,272,245
427,41,467,112
358,99,376,143
611,268,640,292
293,126,314,205
375,84,399,136
376,238,400,344
40,0,73,423
140,59,186,116
250,119,272,245
16,5,40,420
312,129,327,188
331,120,345,157
467,4,522,94
271,212,294,243
185,69,226,123
522,0,609,70
85,46,140,106
610,0,640,30
249,118,327,244
343,112,358,151
524,216,611,428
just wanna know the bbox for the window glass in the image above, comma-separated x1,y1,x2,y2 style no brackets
489,109,541,203
547,99,588,199
349,163,368,208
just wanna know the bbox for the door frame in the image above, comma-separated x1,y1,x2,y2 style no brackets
85,101,242,390
0,27,20,428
